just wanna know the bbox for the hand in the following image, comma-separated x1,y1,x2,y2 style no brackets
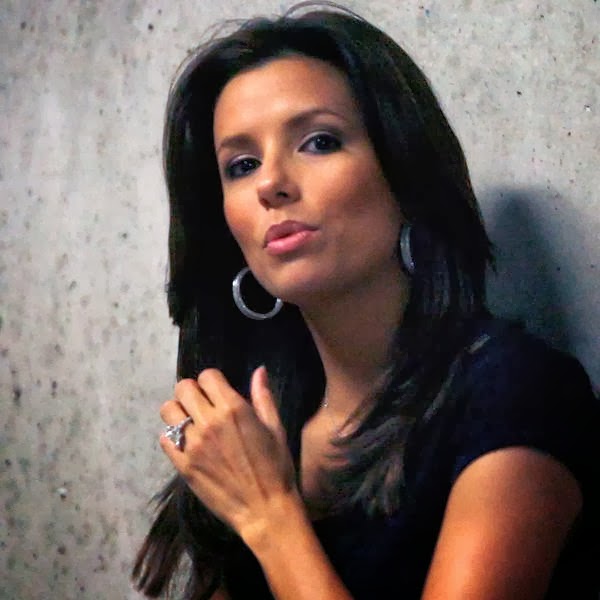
159,366,298,541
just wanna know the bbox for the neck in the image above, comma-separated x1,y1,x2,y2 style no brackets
301,265,409,417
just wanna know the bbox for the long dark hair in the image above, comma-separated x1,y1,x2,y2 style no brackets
132,3,494,597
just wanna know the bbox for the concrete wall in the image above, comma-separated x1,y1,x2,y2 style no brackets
1,1,598,598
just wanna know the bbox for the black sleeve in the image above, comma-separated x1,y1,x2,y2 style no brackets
451,328,600,499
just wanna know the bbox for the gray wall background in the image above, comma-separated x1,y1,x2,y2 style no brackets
1,1,598,598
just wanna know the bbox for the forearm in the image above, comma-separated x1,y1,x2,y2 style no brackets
240,491,353,600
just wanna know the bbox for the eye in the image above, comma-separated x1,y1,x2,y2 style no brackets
300,132,342,154
224,156,260,179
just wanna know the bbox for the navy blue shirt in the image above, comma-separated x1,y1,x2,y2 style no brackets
225,324,600,598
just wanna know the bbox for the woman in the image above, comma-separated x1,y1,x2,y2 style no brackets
132,4,599,599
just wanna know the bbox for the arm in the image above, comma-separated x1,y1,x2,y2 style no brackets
239,488,353,599
160,366,353,600
421,446,582,600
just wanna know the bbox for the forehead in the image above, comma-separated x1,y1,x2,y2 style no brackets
213,55,359,139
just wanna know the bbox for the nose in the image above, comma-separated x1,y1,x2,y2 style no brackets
256,155,300,209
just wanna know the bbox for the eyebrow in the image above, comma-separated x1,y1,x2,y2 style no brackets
214,106,353,155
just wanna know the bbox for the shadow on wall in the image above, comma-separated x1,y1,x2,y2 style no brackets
483,188,578,354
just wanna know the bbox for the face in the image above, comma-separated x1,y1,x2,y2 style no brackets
213,55,403,308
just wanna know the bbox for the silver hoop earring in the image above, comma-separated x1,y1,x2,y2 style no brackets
232,267,283,320
399,224,415,275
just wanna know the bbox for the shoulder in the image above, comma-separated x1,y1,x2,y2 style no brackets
422,444,585,600
463,320,592,393
451,319,599,493
400,320,600,598
459,319,596,423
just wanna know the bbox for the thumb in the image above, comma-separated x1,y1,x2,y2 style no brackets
250,366,285,438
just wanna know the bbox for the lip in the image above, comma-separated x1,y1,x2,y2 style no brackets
263,220,318,255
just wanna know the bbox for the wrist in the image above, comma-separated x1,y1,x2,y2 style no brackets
239,488,309,555
239,491,353,600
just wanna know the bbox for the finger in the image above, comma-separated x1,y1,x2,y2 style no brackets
159,410,194,459
159,398,188,424
174,378,212,425
196,368,244,411
250,366,285,438
159,398,194,454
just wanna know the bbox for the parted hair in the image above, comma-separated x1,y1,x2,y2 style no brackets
132,3,494,598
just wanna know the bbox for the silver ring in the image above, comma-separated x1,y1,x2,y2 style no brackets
163,416,193,450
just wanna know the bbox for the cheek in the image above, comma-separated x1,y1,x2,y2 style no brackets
328,163,400,225
344,174,402,251
223,197,249,247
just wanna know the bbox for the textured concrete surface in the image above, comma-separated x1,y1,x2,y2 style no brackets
1,1,598,598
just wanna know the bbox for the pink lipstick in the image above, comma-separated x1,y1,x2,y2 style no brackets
264,220,318,255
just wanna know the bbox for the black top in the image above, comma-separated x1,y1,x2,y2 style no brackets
224,323,600,598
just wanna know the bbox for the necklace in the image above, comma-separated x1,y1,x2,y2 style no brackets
320,396,347,439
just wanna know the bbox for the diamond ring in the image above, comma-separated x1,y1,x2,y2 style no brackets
163,416,193,450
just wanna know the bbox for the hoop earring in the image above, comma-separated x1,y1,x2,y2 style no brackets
399,224,415,275
232,267,283,320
